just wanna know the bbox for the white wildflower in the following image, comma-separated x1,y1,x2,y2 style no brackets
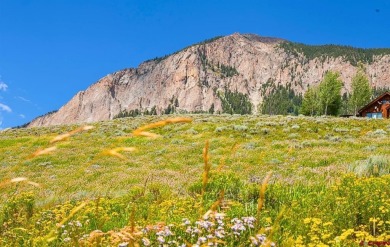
182,218,191,225
157,236,165,244
142,238,151,246
198,236,207,244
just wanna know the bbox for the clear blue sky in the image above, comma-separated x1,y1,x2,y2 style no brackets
0,0,389,128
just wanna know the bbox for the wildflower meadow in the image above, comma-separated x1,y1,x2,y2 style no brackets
0,114,389,246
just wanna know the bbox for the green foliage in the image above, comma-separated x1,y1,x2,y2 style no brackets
199,50,208,71
372,86,390,98
350,66,372,115
260,78,275,96
164,104,175,114
0,192,35,246
218,88,252,114
114,108,141,119
261,85,302,115
318,71,343,115
114,106,158,119
300,85,320,116
189,172,243,204
208,103,215,114
219,63,239,78
340,92,352,116
279,41,390,66
199,50,239,79
164,96,178,114
144,105,158,116
1,192,35,229
348,155,390,177
2,114,390,245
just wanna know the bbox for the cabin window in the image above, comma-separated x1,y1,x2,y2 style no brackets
367,112,383,119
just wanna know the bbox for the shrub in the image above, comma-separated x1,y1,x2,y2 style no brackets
348,155,390,177
186,128,199,135
256,121,278,127
351,127,361,132
333,127,349,133
243,142,257,150
366,129,387,138
261,128,270,135
328,135,342,142
288,133,300,139
291,124,300,130
233,125,248,132
214,126,227,132
363,145,377,151
301,140,312,147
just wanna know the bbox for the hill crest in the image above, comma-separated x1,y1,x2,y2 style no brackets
28,33,390,127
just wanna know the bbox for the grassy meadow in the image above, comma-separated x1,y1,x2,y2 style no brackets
0,114,389,246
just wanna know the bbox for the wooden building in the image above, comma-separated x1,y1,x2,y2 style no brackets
358,92,390,119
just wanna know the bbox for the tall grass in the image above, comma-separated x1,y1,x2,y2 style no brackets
0,115,389,246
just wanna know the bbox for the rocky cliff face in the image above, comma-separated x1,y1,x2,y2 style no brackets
28,33,390,127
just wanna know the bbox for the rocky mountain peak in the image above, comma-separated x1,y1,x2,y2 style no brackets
27,33,390,127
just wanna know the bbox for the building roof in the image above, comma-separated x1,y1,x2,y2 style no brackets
358,91,390,114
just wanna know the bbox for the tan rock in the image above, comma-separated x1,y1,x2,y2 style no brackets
28,33,390,127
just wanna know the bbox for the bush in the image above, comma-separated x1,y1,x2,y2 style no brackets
214,126,227,132
261,128,270,135
366,129,387,138
233,125,248,132
291,124,300,130
348,155,390,177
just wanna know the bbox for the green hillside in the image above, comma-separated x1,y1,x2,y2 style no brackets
1,115,389,246
279,41,390,66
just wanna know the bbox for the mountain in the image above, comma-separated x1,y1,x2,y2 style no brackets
28,33,390,127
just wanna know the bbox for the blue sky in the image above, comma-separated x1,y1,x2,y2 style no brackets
0,0,389,128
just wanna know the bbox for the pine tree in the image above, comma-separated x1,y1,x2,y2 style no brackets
208,103,215,114
340,92,351,115
261,85,302,115
150,106,157,115
218,88,252,114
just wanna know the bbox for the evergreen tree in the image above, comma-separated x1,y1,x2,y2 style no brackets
208,103,215,114
318,71,343,116
150,106,157,115
350,66,372,115
165,105,173,114
300,86,319,116
340,92,352,115
372,86,390,98
218,88,252,114
261,85,302,115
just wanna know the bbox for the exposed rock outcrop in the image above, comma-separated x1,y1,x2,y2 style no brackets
28,33,390,127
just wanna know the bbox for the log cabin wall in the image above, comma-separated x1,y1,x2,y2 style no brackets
359,93,390,119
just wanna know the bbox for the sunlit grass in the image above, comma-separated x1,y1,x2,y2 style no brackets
0,115,389,245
